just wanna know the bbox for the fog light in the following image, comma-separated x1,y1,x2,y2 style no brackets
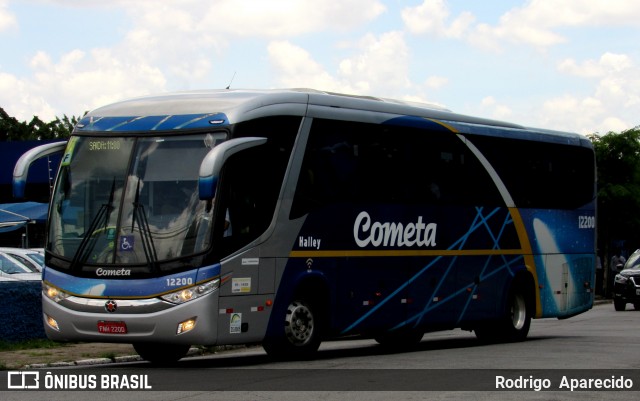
45,314,60,331
177,317,197,334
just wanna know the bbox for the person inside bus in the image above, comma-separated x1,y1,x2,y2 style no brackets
223,208,231,237
211,197,231,238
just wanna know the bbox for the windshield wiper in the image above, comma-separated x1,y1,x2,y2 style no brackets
70,178,116,271
131,179,159,271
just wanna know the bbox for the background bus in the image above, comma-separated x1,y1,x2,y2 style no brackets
14,89,596,363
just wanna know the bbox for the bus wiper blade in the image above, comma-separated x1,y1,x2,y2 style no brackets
131,179,159,271
70,178,116,271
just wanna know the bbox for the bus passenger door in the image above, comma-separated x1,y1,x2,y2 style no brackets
217,250,274,344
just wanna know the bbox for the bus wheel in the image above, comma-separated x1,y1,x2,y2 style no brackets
133,343,191,365
475,285,531,343
263,299,322,359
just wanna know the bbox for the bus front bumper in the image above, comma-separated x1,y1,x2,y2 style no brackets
41,292,220,345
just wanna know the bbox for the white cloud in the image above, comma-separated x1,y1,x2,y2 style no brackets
404,0,640,51
480,96,513,120
199,0,385,37
402,0,474,39
425,76,448,90
37,0,387,35
1,0,387,121
0,47,167,121
551,52,640,133
0,0,17,31
508,0,640,27
337,31,411,94
268,31,411,97
558,53,633,78
267,41,346,91
538,95,608,134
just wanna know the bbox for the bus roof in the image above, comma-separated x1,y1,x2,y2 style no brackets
77,88,589,147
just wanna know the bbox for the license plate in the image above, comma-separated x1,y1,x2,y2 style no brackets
97,321,128,334
636,289,640,296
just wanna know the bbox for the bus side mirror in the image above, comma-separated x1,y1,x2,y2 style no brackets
13,141,67,199
198,137,267,200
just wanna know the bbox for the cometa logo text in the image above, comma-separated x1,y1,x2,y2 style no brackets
353,211,437,248
96,268,132,277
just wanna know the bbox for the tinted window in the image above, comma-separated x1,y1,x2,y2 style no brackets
217,116,301,255
291,119,503,218
470,136,595,209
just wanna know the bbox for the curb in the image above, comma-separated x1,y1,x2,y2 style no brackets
23,347,200,369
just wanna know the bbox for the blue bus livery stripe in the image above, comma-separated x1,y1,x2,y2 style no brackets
327,205,536,334
382,116,454,132
394,116,541,315
76,113,229,132
43,263,221,299
332,201,595,332
287,205,523,334
289,248,526,258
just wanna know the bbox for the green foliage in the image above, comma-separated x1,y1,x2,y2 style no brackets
589,127,640,250
0,339,69,352
0,107,79,141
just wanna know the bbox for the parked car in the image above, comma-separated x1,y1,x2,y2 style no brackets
0,247,44,272
0,252,41,281
613,249,640,311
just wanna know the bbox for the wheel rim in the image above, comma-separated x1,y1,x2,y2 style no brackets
284,301,314,346
510,293,527,330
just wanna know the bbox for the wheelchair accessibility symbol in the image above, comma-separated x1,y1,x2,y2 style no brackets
119,235,134,252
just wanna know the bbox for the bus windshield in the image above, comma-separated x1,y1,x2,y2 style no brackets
48,133,226,268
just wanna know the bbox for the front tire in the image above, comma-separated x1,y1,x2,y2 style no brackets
263,299,322,359
133,343,191,365
614,298,626,311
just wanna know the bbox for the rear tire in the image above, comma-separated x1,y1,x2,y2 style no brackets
133,343,191,365
263,299,323,359
475,283,531,343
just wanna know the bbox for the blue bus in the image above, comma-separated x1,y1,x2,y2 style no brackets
15,89,596,363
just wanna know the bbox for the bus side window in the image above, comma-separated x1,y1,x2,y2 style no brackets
290,118,504,218
471,137,595,209
217,116,299,255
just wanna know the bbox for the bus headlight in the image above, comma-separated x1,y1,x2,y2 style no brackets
161,278,220,304
43,282,70,303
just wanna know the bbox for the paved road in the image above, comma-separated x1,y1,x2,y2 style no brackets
3,302,639,400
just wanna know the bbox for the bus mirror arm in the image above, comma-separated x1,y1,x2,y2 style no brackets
198,137,267,200
13,141,67,199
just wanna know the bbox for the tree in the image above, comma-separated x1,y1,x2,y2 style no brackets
0,107,78,141
590,128,640,247
589,127,640,295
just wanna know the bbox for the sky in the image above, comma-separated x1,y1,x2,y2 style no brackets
1,0,639,136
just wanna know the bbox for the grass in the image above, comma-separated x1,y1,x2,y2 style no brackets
0,339,70,352
100,351,117,360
